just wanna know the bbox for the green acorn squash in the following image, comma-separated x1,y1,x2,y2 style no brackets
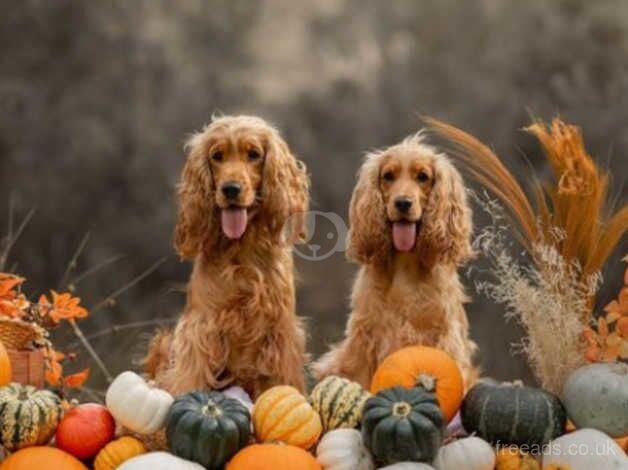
310,375,371,432
166,390,250,469
461,379,566,447
0,382,62,450
362,386,444,465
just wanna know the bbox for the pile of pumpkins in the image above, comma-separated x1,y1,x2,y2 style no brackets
0,346,626,470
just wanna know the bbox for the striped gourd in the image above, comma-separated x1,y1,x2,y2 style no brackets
0,382,62,450
309,376,370,432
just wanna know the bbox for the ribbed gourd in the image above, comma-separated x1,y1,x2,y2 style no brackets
310,376,370,432
461,379,566,447
166,390,251,469
362,386,444,465
253,385,322,449
0,383,62,450
94,436,147,470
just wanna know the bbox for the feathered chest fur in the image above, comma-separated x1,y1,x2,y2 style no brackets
187,247,296,330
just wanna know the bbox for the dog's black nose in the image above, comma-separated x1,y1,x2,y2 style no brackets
221,181,241,200
394,197,413,213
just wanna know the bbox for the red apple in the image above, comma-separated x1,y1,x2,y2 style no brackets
55,403,115,459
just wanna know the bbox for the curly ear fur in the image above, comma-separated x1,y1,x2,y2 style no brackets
417,155,473,269
347,154,391,265
174,131,218,259
261,131,310,243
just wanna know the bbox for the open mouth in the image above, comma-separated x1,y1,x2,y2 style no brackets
221,206,248,240
391,220,418,252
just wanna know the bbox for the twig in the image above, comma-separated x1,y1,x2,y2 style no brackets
69,254,125,287
68,319,113,383
59,233,90,289
0,207,35,271
67,318,177,349
7,192,15,242
89,257,168,314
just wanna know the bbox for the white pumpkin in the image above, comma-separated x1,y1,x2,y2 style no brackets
433,437,495,470
316,429,374,470
106,371,174,434
562,362,628,437
542,428,628,470
222,386,253,412
378,464,435,470
118,452,204,470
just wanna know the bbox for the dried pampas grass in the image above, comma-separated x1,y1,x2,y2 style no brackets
474,198,598,393
426,117,627,391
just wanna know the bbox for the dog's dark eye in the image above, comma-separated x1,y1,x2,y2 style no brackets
248,149,261,161
211,151,223,162
382,171,395,182
417,170,430,182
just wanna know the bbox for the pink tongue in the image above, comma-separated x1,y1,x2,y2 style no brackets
221,208,248,240
392,222,417,252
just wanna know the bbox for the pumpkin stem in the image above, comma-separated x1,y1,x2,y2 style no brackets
416,373,437,393
202,399,222,417
392,401,412,418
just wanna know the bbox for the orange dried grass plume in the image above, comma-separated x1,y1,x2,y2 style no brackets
527,120,628,277
425,116,628,282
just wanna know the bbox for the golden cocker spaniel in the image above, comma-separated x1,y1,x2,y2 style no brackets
146,115,310,398
313,132,478,388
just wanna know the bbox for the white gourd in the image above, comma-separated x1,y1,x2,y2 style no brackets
562,362,628,437
433,436,495,470
222,386,253,412
542,429,628,470
316,429,374,470
118,452,205,470
106,371,173,434
378,464,435,470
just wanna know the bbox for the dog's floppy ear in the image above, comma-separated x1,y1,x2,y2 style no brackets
173,130,218,259
416,156,473,270
347,154,391,265
261,130,310,244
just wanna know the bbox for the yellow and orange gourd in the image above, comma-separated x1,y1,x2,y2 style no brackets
94,436,147,470
252,385,322,449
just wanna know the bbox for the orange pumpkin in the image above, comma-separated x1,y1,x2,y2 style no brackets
370,346,464,422
252,386,322,449
226,444,321,470
0,340,11,386
0,446,88,470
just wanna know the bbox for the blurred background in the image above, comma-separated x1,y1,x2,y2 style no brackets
1,0,626,391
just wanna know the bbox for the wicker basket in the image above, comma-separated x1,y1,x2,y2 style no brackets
7,348,45,387
0,317,47,350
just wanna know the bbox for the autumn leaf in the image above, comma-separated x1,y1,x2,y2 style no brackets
618,317,628,338
63,368,90,388
48,291,88,323
45,356,63,386
0,273,25,298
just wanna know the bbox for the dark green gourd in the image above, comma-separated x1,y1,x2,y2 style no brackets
461,379,566,447
361,386,444,465
166,390,251,469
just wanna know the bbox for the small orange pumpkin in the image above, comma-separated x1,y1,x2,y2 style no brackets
370,346,464,422
226,444,321,470
252,386,322,449
0,446,88,470
0,340,11,386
